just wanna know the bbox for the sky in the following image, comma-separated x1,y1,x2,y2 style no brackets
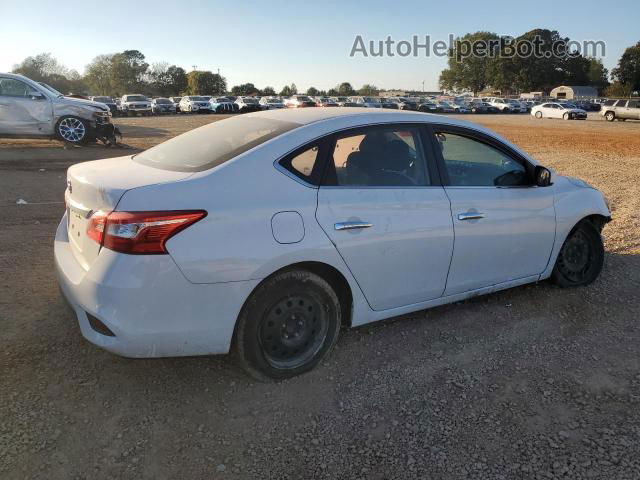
1,0,637,92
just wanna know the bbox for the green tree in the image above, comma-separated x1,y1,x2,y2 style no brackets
13,52,86,93
261,86,276,96
85,54,115,95
166,65,188,96
231,83,259,96
279,83,297,96
439,32,500,95
110,50,149,94
336,82,355,96
358,84,379,96
611,41,640,94
185,71,227,95
306,86,320,96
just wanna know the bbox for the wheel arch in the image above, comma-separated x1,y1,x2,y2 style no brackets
236,261,354,332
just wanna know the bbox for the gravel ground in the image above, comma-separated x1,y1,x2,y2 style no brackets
1,112,639,479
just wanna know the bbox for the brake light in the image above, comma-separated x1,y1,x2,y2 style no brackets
86,210,206,254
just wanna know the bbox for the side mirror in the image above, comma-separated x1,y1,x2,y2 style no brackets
535,166,552,187
29,92,46,100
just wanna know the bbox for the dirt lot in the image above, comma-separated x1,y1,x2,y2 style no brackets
1,112,639,479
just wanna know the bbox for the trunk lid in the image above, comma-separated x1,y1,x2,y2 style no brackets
65,155,193,270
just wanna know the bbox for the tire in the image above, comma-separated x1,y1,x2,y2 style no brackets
605,111,615,122
563,112,570,120
535,111,542,119
235,270,341,381
551,221,604,287
55,116,89,145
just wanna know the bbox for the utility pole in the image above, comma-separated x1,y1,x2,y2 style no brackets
192,65,198,71
422,80,425,93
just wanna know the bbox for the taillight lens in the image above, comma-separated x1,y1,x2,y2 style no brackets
86,210,206,254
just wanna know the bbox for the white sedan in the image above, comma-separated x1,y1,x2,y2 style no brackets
531,102,588,120
55,108,610,380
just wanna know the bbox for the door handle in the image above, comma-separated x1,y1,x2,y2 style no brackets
458,212,485,221
334,221,373,231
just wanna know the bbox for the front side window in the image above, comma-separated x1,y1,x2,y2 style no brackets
323,126,430,187
615,100,628,107
0,78,37,97
435,132,529,187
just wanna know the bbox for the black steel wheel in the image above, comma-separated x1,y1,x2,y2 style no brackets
552,221,604,287
235,270,341,381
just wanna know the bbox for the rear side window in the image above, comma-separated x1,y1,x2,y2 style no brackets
134,116,299,172
279,143,325,184
322,126,431,187
629,100,640,109
603,100,615,106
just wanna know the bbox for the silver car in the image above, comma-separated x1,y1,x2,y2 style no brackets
600,99,640,122
0,73,113,145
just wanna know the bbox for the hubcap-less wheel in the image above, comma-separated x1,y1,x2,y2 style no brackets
58,117,86,143
259,294,329,369
552,221,604,287
535,111,542,118
557,230,592,282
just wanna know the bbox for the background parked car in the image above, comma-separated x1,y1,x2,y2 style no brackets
151,97,177,114
315,97,339,107
600,98,640,121
235,97,262,113
259,97,285,110
379,98,399,109
120,94,152,116
531,102,587,120
387,97,418,110
0,73,115,145
90,96,118,115
210,97,239,113
169,96,182,112
347,96,382,108
487,98,512,113
284,95,316,108
179,96,212,113
417,101,438,113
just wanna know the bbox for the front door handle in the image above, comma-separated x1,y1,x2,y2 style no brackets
458,212,485,221
334,221,373,231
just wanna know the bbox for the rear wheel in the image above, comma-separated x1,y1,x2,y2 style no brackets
235,270,341,381
55,116,88,145
551,221,604,287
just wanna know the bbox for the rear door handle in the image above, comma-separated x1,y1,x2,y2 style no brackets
334,221,373,231
458,212,485,221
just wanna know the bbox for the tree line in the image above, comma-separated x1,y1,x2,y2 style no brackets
439,30,640,97
11,50,381,98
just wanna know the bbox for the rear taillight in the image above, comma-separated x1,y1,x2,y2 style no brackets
86,210,206,254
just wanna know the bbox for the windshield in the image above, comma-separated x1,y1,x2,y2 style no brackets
268,99,283,103
243,98,258,104
296,96,312,102
38,82,63,97
126,95,148,102
93,96,112,103
363,97,379,103
189,96,208,101
134,116,299,172
155,98,171,104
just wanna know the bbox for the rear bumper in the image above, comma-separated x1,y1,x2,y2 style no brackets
54,214,259,358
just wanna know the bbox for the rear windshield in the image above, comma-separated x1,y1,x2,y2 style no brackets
133,116,299,172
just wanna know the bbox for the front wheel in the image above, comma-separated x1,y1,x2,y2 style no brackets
563,112,570,120
605,111,615,122
235,270,341,381
55,116,89,145
535,111,542,119
551,221,604,287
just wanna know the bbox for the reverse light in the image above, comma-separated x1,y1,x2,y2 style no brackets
87,210,206,254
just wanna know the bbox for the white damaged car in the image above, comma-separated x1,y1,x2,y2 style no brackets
55,108,611,380
0,73,115,145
